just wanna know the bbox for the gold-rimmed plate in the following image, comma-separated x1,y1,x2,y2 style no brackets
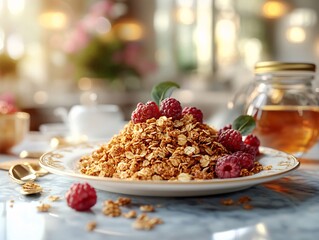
39,144,300,197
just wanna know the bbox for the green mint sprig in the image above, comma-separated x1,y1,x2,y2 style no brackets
232,115,256,136
151,81,180,105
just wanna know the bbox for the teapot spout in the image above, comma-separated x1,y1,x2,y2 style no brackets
54,107,69,124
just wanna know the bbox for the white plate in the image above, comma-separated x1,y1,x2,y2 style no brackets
39,144,300,197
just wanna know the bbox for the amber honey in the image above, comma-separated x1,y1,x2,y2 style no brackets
252,105,319,156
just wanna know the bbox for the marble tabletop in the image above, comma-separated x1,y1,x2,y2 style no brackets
1,135,319,240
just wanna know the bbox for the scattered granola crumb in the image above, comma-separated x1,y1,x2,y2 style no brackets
48,195,61,202
102,200,121,217
116,197,131,206
242,203,254,210
86,221,97,232
221,198,234,206
123,210,137,219
132,214,163,230
238,196,251,204
37,203,51,212
221,196,254,210
140,205,155,212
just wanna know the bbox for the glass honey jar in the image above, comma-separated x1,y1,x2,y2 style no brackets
244,61,319,157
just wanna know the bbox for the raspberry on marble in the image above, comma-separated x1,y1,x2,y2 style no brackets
65,182,97,211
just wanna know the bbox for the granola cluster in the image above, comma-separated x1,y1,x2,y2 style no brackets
79,114,229,180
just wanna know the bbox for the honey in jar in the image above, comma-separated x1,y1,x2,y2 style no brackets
245,61,319,157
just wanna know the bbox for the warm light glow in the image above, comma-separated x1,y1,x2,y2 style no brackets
262,0,288,19
95,17,111,34
240,38,262,69
194,0,213,73
8,0,25,15
176,7,195,25
215,18,237,63
114,19,143,41
0,30,4,52
286,26,306,43
33,91,48,105
216,19,236,40
7,34,24,59
289,8,317,27
154,11,170,31
39,11,68,30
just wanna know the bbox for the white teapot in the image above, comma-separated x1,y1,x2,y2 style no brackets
67,104,124,140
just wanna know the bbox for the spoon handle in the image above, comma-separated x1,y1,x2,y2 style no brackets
0,159,39,171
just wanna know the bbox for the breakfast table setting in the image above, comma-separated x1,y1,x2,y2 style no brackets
1,77,319,240
1,133,319,240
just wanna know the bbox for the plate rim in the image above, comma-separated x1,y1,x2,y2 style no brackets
39,143,300,186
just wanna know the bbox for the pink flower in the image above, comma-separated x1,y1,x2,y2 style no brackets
0,93,16,105
63,24,90,53
89,0,113,18
135,61,157,76
122,43,141,66
122,43,157,75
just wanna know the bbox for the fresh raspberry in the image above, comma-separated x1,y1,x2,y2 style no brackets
232,151,255,170
242,143,259,157
218,129,243,152
159,97,182,120
244,134,260,155
215,155,241,179
218,124,232,136
131,101,161,123
182,107,203,123
244,134,260,147
65,182,97,211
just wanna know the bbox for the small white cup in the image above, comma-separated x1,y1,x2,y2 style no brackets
68,104,124,140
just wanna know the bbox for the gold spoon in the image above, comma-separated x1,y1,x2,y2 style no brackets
25,162,48,177
9,164,37,184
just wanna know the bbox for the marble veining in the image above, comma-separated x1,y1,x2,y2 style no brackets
1,168,319,240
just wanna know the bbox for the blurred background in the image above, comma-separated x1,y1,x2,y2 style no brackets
1,0,319,130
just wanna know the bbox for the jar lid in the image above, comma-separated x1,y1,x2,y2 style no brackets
255,61,316,73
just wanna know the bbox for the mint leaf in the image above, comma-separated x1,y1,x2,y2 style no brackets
151,81,180,105
232,115,256,136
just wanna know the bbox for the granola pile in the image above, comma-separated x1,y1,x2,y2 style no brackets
79,82,264,181
79,114,228,180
